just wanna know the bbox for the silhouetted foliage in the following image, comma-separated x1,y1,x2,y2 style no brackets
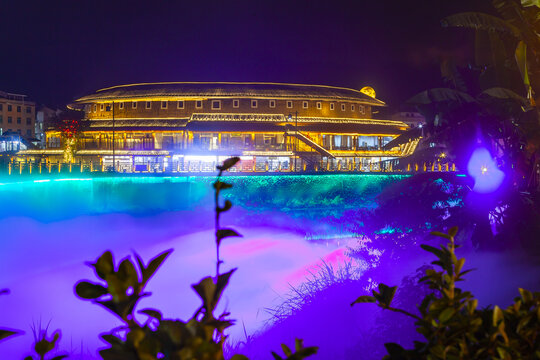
24,330,67,360
74,157,317,360
0,288,22,344
352,227,540,359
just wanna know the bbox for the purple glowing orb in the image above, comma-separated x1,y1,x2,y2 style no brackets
467,147,505,193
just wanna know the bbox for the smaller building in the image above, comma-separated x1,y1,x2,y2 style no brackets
391,110,425,128
35,106,61,148
0,91,36,138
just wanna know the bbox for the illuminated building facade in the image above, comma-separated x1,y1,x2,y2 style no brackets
22,82,417,172
0,91,36,138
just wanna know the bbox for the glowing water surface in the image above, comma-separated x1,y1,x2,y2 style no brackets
0,174,406,358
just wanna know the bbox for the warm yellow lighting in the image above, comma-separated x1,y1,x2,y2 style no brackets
96,81,385,99
360,86,376,98
83,114,407,127
481,166,488,175
440,152,447,158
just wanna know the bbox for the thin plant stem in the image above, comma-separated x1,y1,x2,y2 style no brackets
215,169,223,278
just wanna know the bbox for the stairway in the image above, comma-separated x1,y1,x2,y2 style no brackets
286,130,335,158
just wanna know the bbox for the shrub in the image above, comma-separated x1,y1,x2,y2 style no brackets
352,227,540,359
74,157,317,360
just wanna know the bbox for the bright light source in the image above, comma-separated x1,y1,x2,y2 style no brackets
467,148,504,193
418,124,423,128
440,152,446,158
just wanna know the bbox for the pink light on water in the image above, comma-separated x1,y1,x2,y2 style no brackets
0,213,352,358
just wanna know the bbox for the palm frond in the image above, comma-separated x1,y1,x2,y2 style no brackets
521,0,540,8
479,87,529,104
407,88,477,105
441,12,520,37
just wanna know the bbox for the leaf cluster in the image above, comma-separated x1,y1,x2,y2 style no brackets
0,288,22,344
74,158,317,360
24,330,67,360
352,227,540,359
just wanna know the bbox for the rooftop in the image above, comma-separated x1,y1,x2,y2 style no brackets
73,82,386,106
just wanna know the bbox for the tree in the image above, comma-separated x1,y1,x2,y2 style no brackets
401,0,540,250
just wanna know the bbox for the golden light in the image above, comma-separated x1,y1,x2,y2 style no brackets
481,165,488,175
360,86,376,98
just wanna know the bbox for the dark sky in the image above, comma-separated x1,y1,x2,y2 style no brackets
1,0,495,110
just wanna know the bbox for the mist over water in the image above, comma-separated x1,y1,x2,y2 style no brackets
0,175,538,359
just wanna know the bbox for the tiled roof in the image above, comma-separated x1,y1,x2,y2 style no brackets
73,82,385,106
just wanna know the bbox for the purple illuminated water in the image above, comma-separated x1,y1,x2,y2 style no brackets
0,175,397,358
0,175,538,359
1,215,350,358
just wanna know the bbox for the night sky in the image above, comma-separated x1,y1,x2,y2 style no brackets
1,0,495,111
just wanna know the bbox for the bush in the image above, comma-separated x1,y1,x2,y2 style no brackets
74,157,317,360
352,227,540,359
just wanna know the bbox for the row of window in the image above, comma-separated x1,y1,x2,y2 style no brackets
0,104,33,113
0,116,33,125
89,100,366,114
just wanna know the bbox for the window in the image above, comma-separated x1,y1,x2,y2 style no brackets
94,104,97,112
26,129,31,136
177,100,184,109
17,117,21,124
351,104,355,111
145,101,151,109
196,100,203,109
211,100,221,110
100,104,104,111
287,101,293,108
330,103,335,110
359,105,365,114
132,102,137,109
303,101,308,109
161,101,168,109
251,100,258,108
26,107,31,113
17,106,21,112
106,105,111,111
119,102,124,109
341,104,345,111
0,104,2,111
233,99,239,108
8,116,12,123
269,100,276,108
26,118,31,125
0,115,2,123
8,105,12,111
317,102,322,109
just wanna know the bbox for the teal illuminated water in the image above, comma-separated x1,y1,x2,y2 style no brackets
0,174,408,221
0,174,407,358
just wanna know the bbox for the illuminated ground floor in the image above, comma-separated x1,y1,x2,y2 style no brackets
9,151,404,174
15,118,424,173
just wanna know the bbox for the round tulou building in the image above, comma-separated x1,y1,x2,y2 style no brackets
32,82,419,172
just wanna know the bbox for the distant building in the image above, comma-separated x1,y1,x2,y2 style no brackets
35,106,60,148
391,110,425,128
0,91,36,138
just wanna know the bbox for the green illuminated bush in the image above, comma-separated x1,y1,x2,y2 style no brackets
352,227,540,359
